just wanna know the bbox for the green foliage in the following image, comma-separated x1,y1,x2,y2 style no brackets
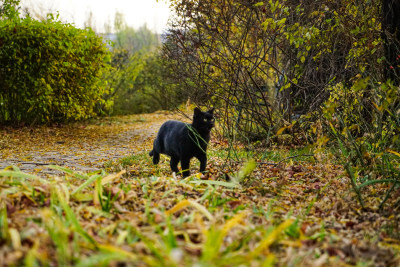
104,23,187,115
0,0,20,20
130,54,188,114
0,12,111,124
103,48,144,115
111,53,187,114
114,24,160,53
0,203,8,242
323,79,400,210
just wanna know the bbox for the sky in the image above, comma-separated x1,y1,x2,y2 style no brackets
19,0,171,33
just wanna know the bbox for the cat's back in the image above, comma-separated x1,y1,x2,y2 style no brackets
157,120,189,155
158,120,187,136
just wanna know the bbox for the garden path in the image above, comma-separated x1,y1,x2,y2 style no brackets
0,112,176,175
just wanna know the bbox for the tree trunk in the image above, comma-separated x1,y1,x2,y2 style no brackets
382,0,400,85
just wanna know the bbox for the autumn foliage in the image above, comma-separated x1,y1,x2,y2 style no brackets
164,0,400,210
0,0,400,265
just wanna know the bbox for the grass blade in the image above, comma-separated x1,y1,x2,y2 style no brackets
72,174,102,195
166,199,213,221
251,219,294,258
55,186,97,247
101,170,126,185
47,165,89,180
0,170,50,184
357,179,400,190
0,204,9,241
202,211,249,262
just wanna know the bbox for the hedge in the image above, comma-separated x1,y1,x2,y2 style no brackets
0,14,111,124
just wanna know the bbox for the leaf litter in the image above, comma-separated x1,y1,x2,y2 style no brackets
0,111,399,266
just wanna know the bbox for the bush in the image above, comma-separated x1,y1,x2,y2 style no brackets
0,13,111,124
323,78,400,210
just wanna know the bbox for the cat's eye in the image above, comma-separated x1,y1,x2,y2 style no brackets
203,118,208,122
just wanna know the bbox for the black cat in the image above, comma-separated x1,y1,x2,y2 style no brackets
149,107,215,177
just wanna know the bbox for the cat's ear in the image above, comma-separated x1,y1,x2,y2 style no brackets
207,108,215,114
194,107,202,117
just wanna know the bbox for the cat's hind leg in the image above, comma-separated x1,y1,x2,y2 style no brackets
149,140,161,164
170,156,179,173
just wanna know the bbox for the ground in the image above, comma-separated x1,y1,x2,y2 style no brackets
0,112,175,174
0,112,399,266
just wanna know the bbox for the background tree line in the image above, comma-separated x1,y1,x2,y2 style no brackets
102,12,187,115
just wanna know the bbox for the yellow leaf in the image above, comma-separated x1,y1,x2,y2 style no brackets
372,102,384,112
387,149,400,158
276,126,286,135
221,211,249,237
166,199,190,215
277,18,286,26
93,177,102,207
262,254,276,267
101,170,126,185
251,219,294,257
166,200,213,221
9,228,21,249
98,244,137,260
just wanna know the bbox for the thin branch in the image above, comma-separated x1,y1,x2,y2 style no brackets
259,154,315,167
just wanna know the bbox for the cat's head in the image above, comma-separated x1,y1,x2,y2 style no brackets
193,107,215,131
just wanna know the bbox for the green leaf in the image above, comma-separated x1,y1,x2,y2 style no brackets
237,159,257,180
55,187,97,247
277,18,287,26
72,174,103,195
0,170,50,184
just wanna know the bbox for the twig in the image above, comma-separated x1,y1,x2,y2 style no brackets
259,162,278,166
259,154,315,167
18,162,51,165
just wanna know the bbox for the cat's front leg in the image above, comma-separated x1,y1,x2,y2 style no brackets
181,158,191,177
197,153,207,173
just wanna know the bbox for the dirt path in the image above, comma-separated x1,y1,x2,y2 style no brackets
0,112,176,175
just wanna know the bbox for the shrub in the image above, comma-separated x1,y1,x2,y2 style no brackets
0,13,111,124
323,78,400,210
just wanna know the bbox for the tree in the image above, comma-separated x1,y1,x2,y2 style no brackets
163,0,383,140
0,0,20,20
104,12,181,115
382,0,400,85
